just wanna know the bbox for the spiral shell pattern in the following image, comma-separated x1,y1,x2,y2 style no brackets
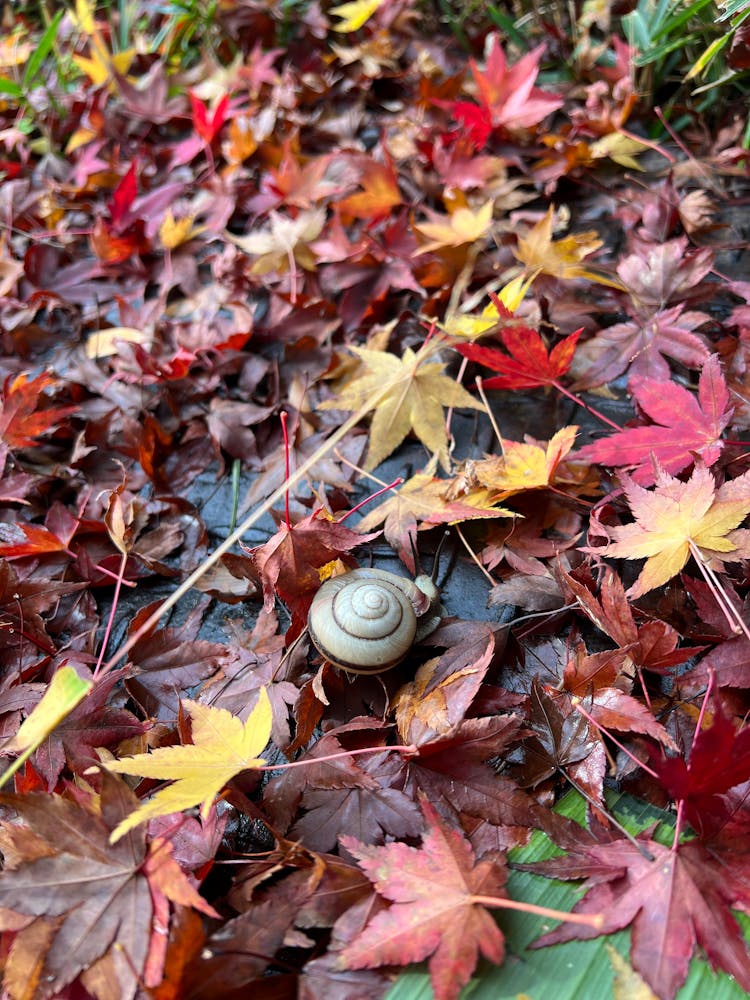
308,569,418,674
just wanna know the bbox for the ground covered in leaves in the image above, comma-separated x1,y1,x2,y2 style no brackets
2,1,750,998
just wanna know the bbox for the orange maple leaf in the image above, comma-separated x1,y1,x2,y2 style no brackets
472,426,578,499
336,156,401,221
0,372,78,449
515,206,623,288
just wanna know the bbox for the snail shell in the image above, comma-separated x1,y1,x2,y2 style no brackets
308,567,442,675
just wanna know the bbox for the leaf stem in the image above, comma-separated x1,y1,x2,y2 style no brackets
552,380,622,432
571,699,660,779
93,549,128,681
257,744,418,772
339,477,404,522
280,410,291,532
688,540,749,640
562,768,655,861
469,894,604,930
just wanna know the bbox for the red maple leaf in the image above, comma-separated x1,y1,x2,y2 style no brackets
576,354,733,485
250,511,378,638
339,799,507,1000
189,91,230,145
457,325,582,390
0,372,78,450
109,160,138,229
528,837,750,999
451,37,562,147
651,698,750,840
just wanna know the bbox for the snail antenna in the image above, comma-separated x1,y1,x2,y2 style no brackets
408,531,422,575
431,530,450,583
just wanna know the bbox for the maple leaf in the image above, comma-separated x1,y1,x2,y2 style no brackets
189,91,229,145
336,155,401,221
330,0,385,32
321,343,484,470
565,568,702,673
513,678,599,790
651,698,750,839
339,799,507,1000
226,209,325,274
514,206,622,287
456,324,581,390
572,303,710,388
0,775,152,1000
617,236,714,308
597,463,750,598
32,669,146,786
528,837,750,999
452,37,562,146
0,372,77,449
472,425,578,499
102,691,272,842
413,200,495,255
356,470,512,571
577,354,733,484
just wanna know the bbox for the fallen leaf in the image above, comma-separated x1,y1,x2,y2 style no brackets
227,209,325,274
472,425,578,498
321,343,484,470
528,837,750,1000
0,775,152,1000
457,324,581,390
330,0,385,32
596,463,750,598
339,799,507,1000
451,37,562,145
102,691,272,842
577,355,733,484
0,372,78,450
651,698,750,839
414,200,495,255
515,206,620,286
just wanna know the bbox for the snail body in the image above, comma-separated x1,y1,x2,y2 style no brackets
308,567,442,675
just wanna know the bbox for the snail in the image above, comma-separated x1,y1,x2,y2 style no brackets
307,567,443,675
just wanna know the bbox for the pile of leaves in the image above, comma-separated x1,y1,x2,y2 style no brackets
2,1,750,997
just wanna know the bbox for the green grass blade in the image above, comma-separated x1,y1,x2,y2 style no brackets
0,77,23,97
22,9,63,89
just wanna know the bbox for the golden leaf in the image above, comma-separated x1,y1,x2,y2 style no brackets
414,200,495,255
321,344,484,470
330,0,385,32
103,691,272,842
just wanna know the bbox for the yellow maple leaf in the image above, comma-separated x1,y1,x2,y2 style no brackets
103,690,272,842
321,344,484,471
599,464,750,598
71,0,97,33
414,200,495,255
330,0,385,32
515,206,623,288
73,39,135,87
442,274,534,340
159,210,205,250
590,133,646,171
473,426,579,499
0,667,93,790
